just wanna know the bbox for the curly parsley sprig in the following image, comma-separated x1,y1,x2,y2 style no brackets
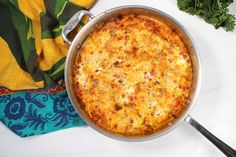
177,0,235,31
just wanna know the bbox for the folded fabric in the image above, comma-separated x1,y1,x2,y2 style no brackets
0,0,96,137
0,0,95,90
0,91,86,137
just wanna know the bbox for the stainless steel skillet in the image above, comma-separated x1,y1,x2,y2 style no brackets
62,5,236,156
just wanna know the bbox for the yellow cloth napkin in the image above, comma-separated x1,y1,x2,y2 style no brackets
0,0,96,90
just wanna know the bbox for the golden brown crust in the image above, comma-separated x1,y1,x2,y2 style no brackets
73,15,192,135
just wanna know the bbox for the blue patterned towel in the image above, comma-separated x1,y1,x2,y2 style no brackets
0,92,86,137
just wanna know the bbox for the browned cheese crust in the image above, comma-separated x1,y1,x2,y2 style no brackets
73,15,192,135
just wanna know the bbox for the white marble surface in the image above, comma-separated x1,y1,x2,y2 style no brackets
1,0,236,157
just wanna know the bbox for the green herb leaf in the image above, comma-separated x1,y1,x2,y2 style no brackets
177,0,235,31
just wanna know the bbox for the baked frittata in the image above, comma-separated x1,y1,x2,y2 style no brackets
73,14,192,135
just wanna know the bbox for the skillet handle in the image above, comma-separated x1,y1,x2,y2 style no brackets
62,10,94,45
185,115,236,157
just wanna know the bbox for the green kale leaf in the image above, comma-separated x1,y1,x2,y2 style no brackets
177,0,235,31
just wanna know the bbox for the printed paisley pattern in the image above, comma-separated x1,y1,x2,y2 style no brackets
0,92,86,137
4,97,26,120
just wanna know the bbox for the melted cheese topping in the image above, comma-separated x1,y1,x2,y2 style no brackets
73,15,192,135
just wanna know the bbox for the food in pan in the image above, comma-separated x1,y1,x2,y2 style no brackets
73,14,192,135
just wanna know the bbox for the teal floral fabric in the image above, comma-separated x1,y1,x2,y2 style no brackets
0,92,86,137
